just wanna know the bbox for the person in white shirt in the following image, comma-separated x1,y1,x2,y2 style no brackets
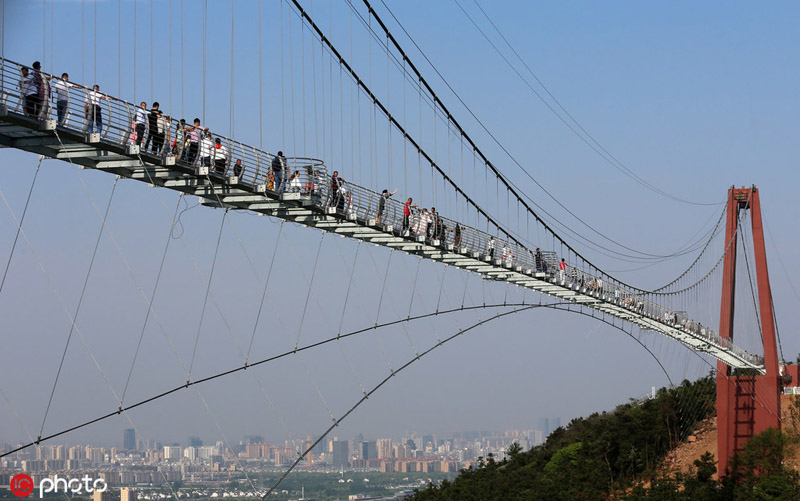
84,84,110,134
212,137,228,175
157,114,170,156
200,130,214,168
288,170,302,192
134,102,148,145
19,67,36,116
53,73,72,126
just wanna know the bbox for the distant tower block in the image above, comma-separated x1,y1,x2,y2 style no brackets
123,429,136,450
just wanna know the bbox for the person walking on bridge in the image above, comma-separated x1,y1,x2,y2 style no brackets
200,130,214,169
559,258,567,283
376,188,397,224
29,61,45,118
213,137,228,175
53,73,72,126
329,170,343,208
85,84,110,134
134,102,148,145
185,118,202,164
272,151,287,192
144,102,161,152
402,197,417,234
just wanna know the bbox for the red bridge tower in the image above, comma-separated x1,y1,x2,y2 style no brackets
716,186,782,476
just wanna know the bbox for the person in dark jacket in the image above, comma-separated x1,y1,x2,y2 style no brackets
271,151,287,192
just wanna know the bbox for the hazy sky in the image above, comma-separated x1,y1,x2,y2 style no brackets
1,0,799,451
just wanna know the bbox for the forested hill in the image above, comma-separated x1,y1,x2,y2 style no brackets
411,376,800,500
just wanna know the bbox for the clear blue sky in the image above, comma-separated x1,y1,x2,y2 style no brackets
1,0,798,449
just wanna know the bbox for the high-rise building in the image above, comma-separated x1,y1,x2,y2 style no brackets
332,441,349,467
538,417,562,437
163,446,182,460
124,429,136,450
92,490,111,501
361,441,377,460
376,439,393,459
120,488,138,501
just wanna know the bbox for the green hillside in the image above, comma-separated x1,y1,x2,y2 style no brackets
411,376,800,500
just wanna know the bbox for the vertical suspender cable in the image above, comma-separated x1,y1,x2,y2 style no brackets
289,4,297,155
149,0,153,99
169,0,172,112
402,59,406,196
230,0,235,137
50,0,53,74
118,0,121,96
42,0,45,65
350,7,356,183
321,5,326,161
339,47,343,179
368,12,373,188
180,0,184,118
260,0,265,150
94,0,97,84
301,10,307,155
417,78,422,199
279,0,284,149
311,1,319,158
386,33,391,190
332,1,336,169
133,0,136,101
202,0,207,123
82,0,85,83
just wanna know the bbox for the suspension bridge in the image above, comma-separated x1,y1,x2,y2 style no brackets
0,0,793,490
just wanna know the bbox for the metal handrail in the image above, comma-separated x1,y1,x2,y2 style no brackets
0,57,761,368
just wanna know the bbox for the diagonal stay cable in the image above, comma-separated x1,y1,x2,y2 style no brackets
350,0,726,273
279,228,337,422
295,231,326,350
262,300,675,497
2,301,546,458
331,239,369,396
188,207,228,380
460,0,714,207
331,236,395,373
262,305,538,498
38,176,119,439
2,290,684,461
0,157,42,296
0,382,71,501
0,181,184,500
246,220,284,362
120,194,185,404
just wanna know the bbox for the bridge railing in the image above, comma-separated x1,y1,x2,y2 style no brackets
0,58,763,369
0,59,328,197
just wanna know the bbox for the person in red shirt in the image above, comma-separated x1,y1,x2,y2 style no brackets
402,197,417,233
559,258,567,283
